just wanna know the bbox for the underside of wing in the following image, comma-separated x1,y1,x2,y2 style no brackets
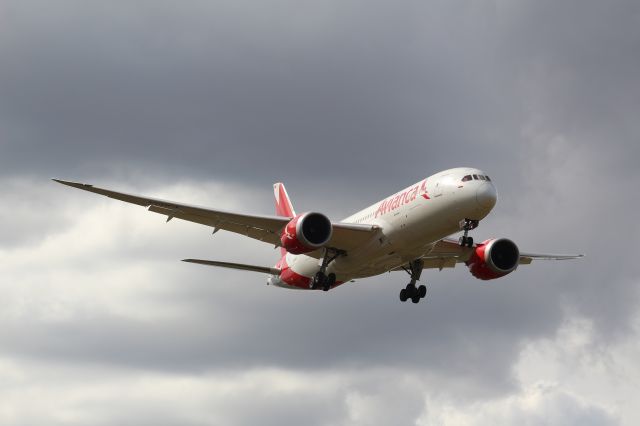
306,222,380,259
420,238,473,269
401,238,584,270
390,253,462,272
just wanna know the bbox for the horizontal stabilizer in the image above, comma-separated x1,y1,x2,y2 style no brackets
182,259,281,275
518,253,585,264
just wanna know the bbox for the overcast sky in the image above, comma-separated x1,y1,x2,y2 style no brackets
1,0,639,424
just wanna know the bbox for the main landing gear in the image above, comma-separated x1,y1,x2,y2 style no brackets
399,259,427,304
458,218,479,247
310,248,345,292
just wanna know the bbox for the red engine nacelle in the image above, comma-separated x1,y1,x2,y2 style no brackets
467,238,520,280
280,212,333,254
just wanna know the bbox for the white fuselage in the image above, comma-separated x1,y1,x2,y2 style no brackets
269,167,498,288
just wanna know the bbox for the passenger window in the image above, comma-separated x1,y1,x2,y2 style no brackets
462,175,472,182
472,174,479,180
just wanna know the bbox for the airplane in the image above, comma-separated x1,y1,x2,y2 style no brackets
53,167,583,304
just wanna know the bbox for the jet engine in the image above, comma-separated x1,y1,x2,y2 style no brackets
467,238,520,280
280,212,333,254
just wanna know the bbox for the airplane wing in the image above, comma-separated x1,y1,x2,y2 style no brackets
53,179,379,255
415,238,584,270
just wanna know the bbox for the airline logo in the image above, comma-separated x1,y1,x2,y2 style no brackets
375,179,429,218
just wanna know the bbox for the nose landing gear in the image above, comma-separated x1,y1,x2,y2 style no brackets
458,218,479,247
399,258,427,304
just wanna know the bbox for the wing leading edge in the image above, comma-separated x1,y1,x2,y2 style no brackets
53,179,379,255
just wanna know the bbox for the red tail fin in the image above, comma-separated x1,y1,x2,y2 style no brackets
274,183,295,257
273,182,296,217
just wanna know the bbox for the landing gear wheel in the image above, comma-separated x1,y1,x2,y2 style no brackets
398,259,425,304
418,285,427,298
314,248,345,291
311,271,325,290
405,284,421,304
459,235,474,247
399,288,408,302
323,273,336,292
328,273,336,285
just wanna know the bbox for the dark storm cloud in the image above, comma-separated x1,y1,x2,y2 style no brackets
1,0,637,190
1,0,639,423
0,0,526,191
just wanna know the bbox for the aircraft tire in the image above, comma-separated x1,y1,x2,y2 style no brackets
312,271,325,290
418,285,427,298
399,288,408,302
327,273,336,285
406,284,418,297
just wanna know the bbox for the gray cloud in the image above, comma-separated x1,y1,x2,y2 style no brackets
0,0,527,188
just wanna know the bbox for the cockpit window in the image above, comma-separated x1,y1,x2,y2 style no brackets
478,175,486,181
472,174,479,180
462,175,472,182
485,176,491,181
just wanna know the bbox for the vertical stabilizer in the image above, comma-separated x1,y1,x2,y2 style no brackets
273,182,296,217
274,182,295,257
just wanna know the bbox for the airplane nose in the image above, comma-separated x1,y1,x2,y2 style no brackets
476,182,497,209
